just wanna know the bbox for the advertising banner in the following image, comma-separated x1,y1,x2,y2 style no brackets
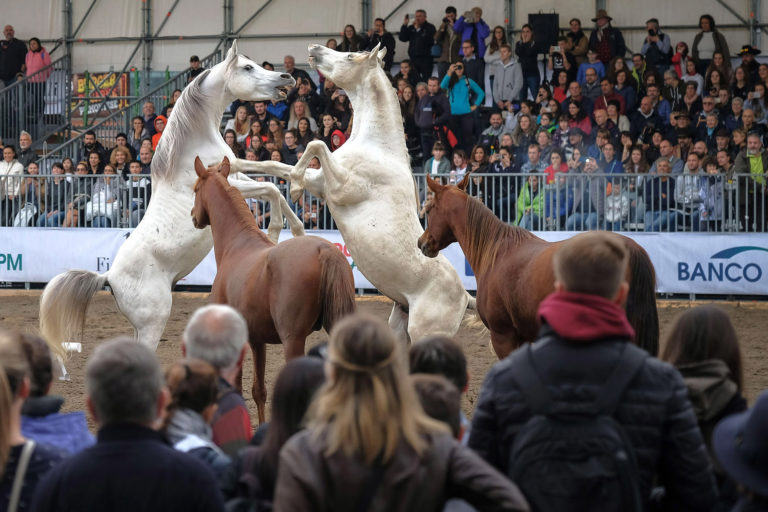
1,228,767,295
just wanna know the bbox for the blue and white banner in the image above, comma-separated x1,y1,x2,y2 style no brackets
1,228,767,295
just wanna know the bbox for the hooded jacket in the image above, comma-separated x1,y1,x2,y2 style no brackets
469,291,718,511
151,115,167,151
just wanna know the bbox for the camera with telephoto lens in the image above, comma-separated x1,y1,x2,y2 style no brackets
463,11,476,23
648,29,657,36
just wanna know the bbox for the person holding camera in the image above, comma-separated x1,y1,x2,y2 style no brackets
434,6,460,81
453,7,490,59
399,10,437,82
641,18,672,73
440,61,485,152
547,36,577,84
515,24,540,101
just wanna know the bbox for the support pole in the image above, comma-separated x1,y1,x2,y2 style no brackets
505,0,515,35
362,0,372,33
63,0,73,140
141,0,152,97
752,0,762,48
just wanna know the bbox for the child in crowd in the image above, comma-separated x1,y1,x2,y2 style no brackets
423,141,451,176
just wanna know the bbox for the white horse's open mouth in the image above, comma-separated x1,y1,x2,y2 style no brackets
276,86,290,98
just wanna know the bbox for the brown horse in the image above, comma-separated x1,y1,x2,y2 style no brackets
417,174,659,359
191,156,356,423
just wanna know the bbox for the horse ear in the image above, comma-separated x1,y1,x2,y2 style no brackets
226,40,238,63
377,46,387,63
368,42,381,62
194,156,206,178
456,173,471,191
220,157,231,178
426,174,442,193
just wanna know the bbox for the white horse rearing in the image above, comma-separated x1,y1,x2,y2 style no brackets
40,41,305,351
255,44,473,342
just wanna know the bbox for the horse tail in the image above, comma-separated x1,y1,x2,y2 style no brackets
318,245,356,333
626,241,659,357
462,292,487,331
40,270,108,358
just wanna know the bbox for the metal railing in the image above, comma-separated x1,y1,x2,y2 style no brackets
34,50,223,173
0,55,71,145
3,171,765,234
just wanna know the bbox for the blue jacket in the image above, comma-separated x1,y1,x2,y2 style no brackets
453,16,491,58
440,74,485,115
21,395,95,455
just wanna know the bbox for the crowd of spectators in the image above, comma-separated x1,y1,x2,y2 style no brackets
1,231,766,511
3,9,768,232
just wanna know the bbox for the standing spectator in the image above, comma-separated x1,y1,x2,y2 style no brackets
713,391,768,512
0,25,26,87
274,314,530,512
548,37,577,85
671,42,690,81
440,61,484,152
434,6,460,81
181,304,252,458
454,7,490,59
24,38,51,138
732,132,768,231
16,131,34,170
644,158,677,230
692,14,730,76
338,25,367,53
142,101,158,137
641,18,672,73
187,55,205,83
567,18,589,65
588,10,626,65
19,333,94,454
469,231,717,510
365,18,395,72
485,25,509,99
738,44,761,85
0,145,23,226
0,331,66,512
283,55,315,91
414,76,451,160
460,40,484,92
491,44,522,112
31,337,225,512
515,24,539,101
399,10,437,82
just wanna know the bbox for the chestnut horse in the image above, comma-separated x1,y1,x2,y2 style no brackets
417,175,659,359
191,157,355,423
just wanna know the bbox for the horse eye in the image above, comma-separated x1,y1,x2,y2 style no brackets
244,65,253,71
347,54,354,60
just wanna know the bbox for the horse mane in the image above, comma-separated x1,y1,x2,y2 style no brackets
464,195,533,276
153,70,216,182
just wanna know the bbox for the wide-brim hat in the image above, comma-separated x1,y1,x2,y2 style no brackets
713,391,768,496
739,45,762,56
592,9,612,22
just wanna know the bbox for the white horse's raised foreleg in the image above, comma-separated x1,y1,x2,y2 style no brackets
290,141,354,203
229,177,305,240
231,159,293,181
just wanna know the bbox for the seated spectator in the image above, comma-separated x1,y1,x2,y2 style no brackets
32,337,225,511
16,132,34,170
423,141,450,177
544,148,568,185
545,173,573,230
138,145,153,175
274,314,530,511
567,100,593,138
511,114,537,166
604,179,630,230
329,91,353,135
614,69,637,113
123,160,151,227
318,113,335,151
280,129,304,166
87,163,120,227
287,100,317,132
644,158,677,231
266,98,289,124
515,174,543,229
477,112,504,153
36,162,69,227
13,161,40,227
565,156,605,230
562,81,594,116
0,145,23,226
0,330,66,512
283,55,315,91
468,231,717,511
580,66,603,103
181,304,252,457
62,161,92,228
19,333,94,454
663,305,746,510
488,145,518,222
564,127,587,162
713,390,768,512
109,145,132,180
630,96,663,142
225,106,251,144
676,151,705,231
162,359,230,477
222,357,325,507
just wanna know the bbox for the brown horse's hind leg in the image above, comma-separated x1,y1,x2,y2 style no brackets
251,343,267,425
490,330,518,359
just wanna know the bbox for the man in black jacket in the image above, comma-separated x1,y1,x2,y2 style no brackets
365,18,396,72
399,10,436,82
414,76,451,159
32,338,225,512
469,231,717,511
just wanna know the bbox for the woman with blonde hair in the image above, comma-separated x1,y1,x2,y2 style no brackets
274,314,529,512
109,145,132,180
0,331,66,512
224,105,251,144
287,100,317,132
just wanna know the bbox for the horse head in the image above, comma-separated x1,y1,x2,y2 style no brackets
307,43,387,90
222,40,296,102
418,175,468,257
192,156,231,229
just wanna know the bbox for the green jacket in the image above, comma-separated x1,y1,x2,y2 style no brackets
515,182,544,225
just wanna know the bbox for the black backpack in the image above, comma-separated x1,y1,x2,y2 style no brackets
508,342,647,512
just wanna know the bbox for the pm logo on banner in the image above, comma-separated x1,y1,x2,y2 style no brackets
678,246,768,286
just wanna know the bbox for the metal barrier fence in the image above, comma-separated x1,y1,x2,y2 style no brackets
0,55,71,144
33,50,223,173
1,171,765,233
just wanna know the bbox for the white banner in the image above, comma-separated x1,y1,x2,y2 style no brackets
1,228,767,295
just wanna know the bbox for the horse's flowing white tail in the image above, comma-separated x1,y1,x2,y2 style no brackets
40,270,108,356
462,293,486,331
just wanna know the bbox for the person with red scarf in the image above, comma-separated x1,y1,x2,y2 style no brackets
469,231,717,511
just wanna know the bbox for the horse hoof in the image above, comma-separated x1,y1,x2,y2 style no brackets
290,184,304,203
